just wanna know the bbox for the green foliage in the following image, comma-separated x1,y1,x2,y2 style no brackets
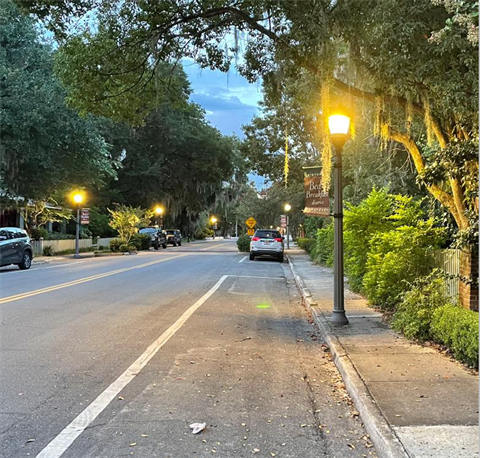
44,233,75,240
130,233,151,251
304,217,325,238
30,228,49,240
42,245,54,256
236,234,251,253
119,244,130,253
344,189,396,291
313,222,334,268
431,304,479,368
297,238,316,254
79,227,92,239
0,1,116,203
393,273,450,340
109,238,123,252
363,223,444,309
87,207,117,238
108,205,150,244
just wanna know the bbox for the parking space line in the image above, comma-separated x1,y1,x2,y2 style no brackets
35,275,229,458
0,254,189,305
238,256,248,263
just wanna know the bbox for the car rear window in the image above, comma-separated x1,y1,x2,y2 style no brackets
255,230,281,239
166,230,175,234
139,228,156,233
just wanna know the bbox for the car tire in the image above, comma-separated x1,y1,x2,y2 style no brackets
278,254,284,263
162,243,167,249
154,242,159,250
178,241,182,246
173,240,177,247
249,253,255,261
18,251,32,270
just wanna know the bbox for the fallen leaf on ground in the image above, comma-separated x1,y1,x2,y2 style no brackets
189,422,206,434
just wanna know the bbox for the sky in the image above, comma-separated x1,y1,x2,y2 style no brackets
182,59,266,189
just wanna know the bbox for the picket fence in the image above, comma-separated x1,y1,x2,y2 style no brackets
433,248,461,301
31,237,114,256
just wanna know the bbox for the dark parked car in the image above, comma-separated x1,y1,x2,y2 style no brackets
138,227,167,249
165,229,182,246
0,227,33,269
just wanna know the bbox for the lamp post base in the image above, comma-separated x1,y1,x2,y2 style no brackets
330,310,349,326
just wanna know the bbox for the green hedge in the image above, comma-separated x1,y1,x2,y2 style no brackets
431,304,479,368
237,234,251,252
297,237,316,253
313,222,334,267
393,273,479,368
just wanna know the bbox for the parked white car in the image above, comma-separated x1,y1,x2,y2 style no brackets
249,229,284,262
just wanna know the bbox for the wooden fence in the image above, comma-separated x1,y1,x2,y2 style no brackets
433,249,461,301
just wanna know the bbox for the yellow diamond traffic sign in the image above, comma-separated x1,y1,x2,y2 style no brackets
245,217,257,228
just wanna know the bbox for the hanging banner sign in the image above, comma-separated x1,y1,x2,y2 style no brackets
80,208,90,225
280,215,287,228
303,167,330,217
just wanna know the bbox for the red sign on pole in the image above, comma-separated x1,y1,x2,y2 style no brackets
80,208,90,225
280,215,287,228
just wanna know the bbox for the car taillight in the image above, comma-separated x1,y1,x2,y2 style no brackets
252,237,259,241
274,238,283,242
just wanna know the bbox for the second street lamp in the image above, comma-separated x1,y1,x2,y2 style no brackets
71,191,85,259
155,206,164,228
284,203,291,249
328,113,351,326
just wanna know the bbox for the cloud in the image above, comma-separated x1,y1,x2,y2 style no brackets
183,59,262,136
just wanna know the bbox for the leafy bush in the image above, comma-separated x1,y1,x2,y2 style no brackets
237,234,251,252
194,228,213,240
313,222,334,267
88,207,117,238
30,228,48,240
45,232,75,240
362,223,444,310
109,238,123,252
43,245,54,256
127,244,137,252
431,304,479,368
119,244,130,252
344,189,396,292
297,237,316,253
393,273,449,340
79,227,92,239
130,233,151,250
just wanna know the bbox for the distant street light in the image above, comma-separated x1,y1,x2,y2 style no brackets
155,206,164,227
71,191,85,259
210,216,218,240
284,203,291,249
328,112,351,326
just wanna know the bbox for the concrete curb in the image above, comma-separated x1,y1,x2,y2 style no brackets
286,254,411,458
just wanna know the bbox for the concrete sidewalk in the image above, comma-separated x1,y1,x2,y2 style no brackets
287,247,479,458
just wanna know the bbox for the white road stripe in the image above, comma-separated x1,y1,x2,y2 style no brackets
238,256,248,263
36,274,229,458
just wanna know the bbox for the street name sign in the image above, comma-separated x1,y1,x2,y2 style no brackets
245,217,257,228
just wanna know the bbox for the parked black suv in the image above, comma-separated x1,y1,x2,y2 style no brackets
0,227,33,269
138,227,167,249
165,229,182,246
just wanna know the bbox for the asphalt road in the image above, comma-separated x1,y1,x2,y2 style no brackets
0,239,377,458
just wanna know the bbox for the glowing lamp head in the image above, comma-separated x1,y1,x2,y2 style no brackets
72,193,84,204
155,206,164,215
284,203,291,212
328,114,351,135
211,216,217,224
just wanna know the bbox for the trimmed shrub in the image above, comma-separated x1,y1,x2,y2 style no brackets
431,304,479,368
109,238,123,252
393,273,449,340
237,234,251,252
127,244,137,252
297,237,316,253
43,245,54,256
45,233,75,240
119,244,130,252
30,228,48,240
130,233,151,250
313,222,334,267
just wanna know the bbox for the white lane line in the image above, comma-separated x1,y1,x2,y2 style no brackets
238,256,248,263
235,275,285,280
35,275,229,458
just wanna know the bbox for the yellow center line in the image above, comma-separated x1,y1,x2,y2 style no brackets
0,254,190,305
